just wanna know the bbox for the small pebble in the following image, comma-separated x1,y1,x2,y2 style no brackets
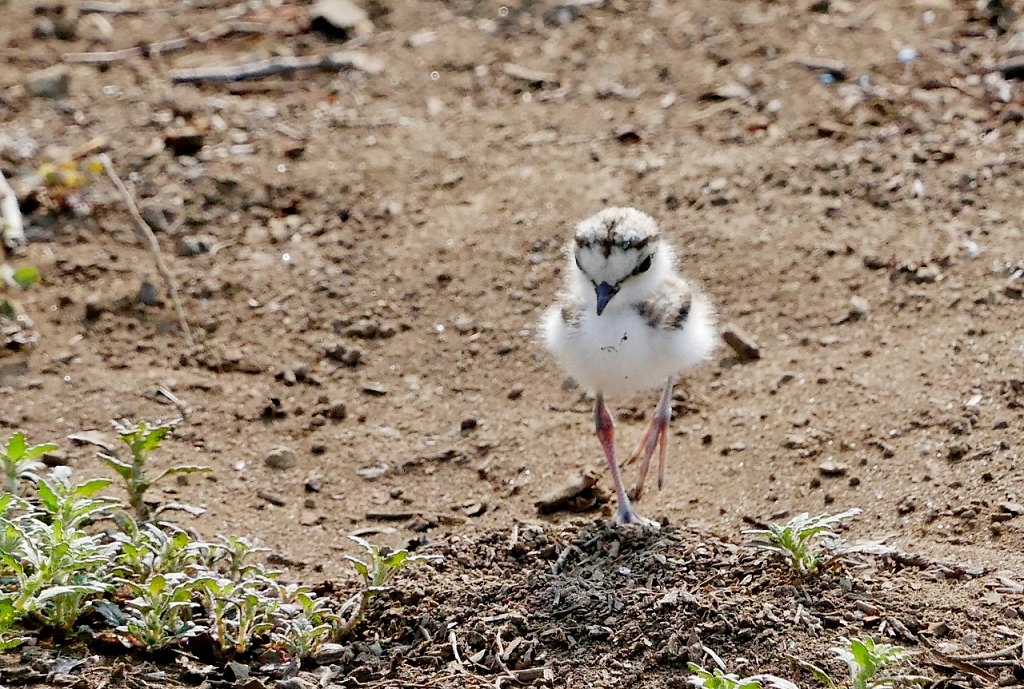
999,501,1024,516
176,236,210,257
897,47,918,63
265,446,296,470
27,66,70,99
362,382,388,396
227,662,250,681
326,400,347,420
314,643,348,664
722,323,761,362
543,4,582,26
818,460,849,477
849,295,870,319
453,315,475,334
164,126,205,156
346,319,380,339
276,677,310,689
33,17,55,38
136,281,161,306
863,254,888,270
257,490,287,507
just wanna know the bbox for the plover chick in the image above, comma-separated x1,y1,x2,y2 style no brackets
541,207,716,526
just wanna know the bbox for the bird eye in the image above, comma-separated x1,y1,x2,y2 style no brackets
636,255,652,273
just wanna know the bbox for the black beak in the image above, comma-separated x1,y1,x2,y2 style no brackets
595,282,617,315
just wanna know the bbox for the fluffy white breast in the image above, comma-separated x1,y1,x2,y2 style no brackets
542,291,716,398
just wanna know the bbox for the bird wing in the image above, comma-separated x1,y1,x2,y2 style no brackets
635,275,694,331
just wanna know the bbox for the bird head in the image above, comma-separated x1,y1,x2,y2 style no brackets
569,207,670,315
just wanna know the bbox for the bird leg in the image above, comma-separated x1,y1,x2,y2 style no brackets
621,379,674,502
594,394,656,527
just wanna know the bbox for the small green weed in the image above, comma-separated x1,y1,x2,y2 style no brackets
99,573,200,651
1,432,56,496
195,576,278,656
0,508,112,633
213,535,270,581
745,508,865,574
1,265,40,290
97,420,208,521
0,598,29,650
688,662,798,689
36,469,119,527
34,153,102,217
336,536,438,638
109,516,202,580
793,636,930,689
269,583,335,657
0,262,41,353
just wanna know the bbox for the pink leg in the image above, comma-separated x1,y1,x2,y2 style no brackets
633,379,674,502
595,395,656,526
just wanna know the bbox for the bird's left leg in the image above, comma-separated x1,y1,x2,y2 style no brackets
623,378,674,502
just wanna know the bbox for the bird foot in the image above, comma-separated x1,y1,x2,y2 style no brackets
614,505,661,530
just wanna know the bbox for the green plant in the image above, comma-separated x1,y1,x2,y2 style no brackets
1,432,57,496
336,536,437,638
213,535,271,581
745,508,862,574
0,511,112,632
98,573,200,651
36,470,119,528
1,265,40,290
195,576,277,656
109,516,202,580
269,583,335,658
688,663,798,689
795,636,929,689
0,598,29,650
97,420,208,521
0,431,438,660
0,264,41,324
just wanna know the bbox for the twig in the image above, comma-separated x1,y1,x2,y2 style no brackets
62,23,267,65
79,1,146,14
80,0,255,15
925,649,998,683
880,549,988,578
448,630,466,672
507,523,519,551
72,136,111,161
332,114,407,129
0,168,25,248
97,154,193,345
170,51,383,84
155,386,190,416
552,543,584,574
948,637,1024,662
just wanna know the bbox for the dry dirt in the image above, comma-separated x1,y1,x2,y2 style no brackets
3,0,1024,686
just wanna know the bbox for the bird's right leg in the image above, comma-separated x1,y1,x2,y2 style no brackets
594,394,657,527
